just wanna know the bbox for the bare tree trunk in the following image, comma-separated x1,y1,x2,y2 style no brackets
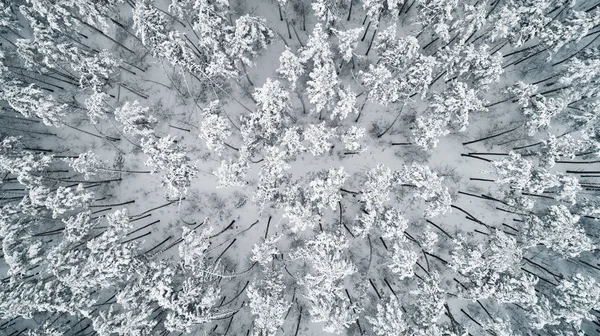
278,3,284,21
347,0,353,21
365,29,378,55
361,21,371,41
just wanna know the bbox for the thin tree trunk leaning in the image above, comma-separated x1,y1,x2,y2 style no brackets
462,126,521,145
361,22,371,41
278,4,284,21
347,0,353,21
291,24,305,47
285,17,292,39
552,31,600,67
214,238,237,263
209,220,236,238
293,306,302,336
365,29,378,55
369,279,382,299
378,106,404,138
265,216,271,239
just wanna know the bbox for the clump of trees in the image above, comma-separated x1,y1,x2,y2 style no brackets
0,0,599,335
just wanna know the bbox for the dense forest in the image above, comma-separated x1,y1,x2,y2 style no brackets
1,0,600,335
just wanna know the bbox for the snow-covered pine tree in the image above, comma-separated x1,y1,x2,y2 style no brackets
199,100,232,156
114,100,158,137
227,15,274,68
308,166,349,210
523,205,595,258
247,272,292,336
0,82,66,126
291,231,359,333
140,135,198,198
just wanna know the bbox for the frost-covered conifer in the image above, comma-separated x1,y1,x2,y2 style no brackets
62,211,98,242
505,81,538,107
331,86,358,120
309,167,349,210
449,231,538,305
254,146,291,210
417,0,459,42
84,91,110,124
63,151,103,180
445,44,503,88
114,101,157,137
489,0,551,47
192,0,229,50
247,272,291,336
205,49,238,79
555,175,582,205
367,296,408,335
72,50,120,91
0,82,66,126
409,273,447,330
523,205,594,258
418,81,486,137
227,15,274,67
0,207,46,277
141,135,198,197
333,27,363,62
375,26,420,70
378,206,408,239
480,318,514,336
292,231,358,333
361,164,394,213
242,79,290,147
398,163,452,218
547,274,600,326
522,95,566,136
539,134,585,168
280,126,306,157
311,0,346,25
29,184,93,218
179,225,213,272
453,3,487,44
168,0,196,19
401,56,437,99
199,101,232,156
0,136,52,187
304,122,336,156
251,235,280,267
47,210,138,293
0,276,75,320
540,9,600,55
93,306,156,336
277,48,304,90
300,24,333,65
156,225,223,332
292,231,356,282
341,125,365,151
388,239,418,278
492,151,533,192
307,61,338,114
360,64,400,106
419,228,439,252
132,1,170,52
157,31,205,75
559,57,600,98
214,158,249,188
283,201,321,233
363,0,405,24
